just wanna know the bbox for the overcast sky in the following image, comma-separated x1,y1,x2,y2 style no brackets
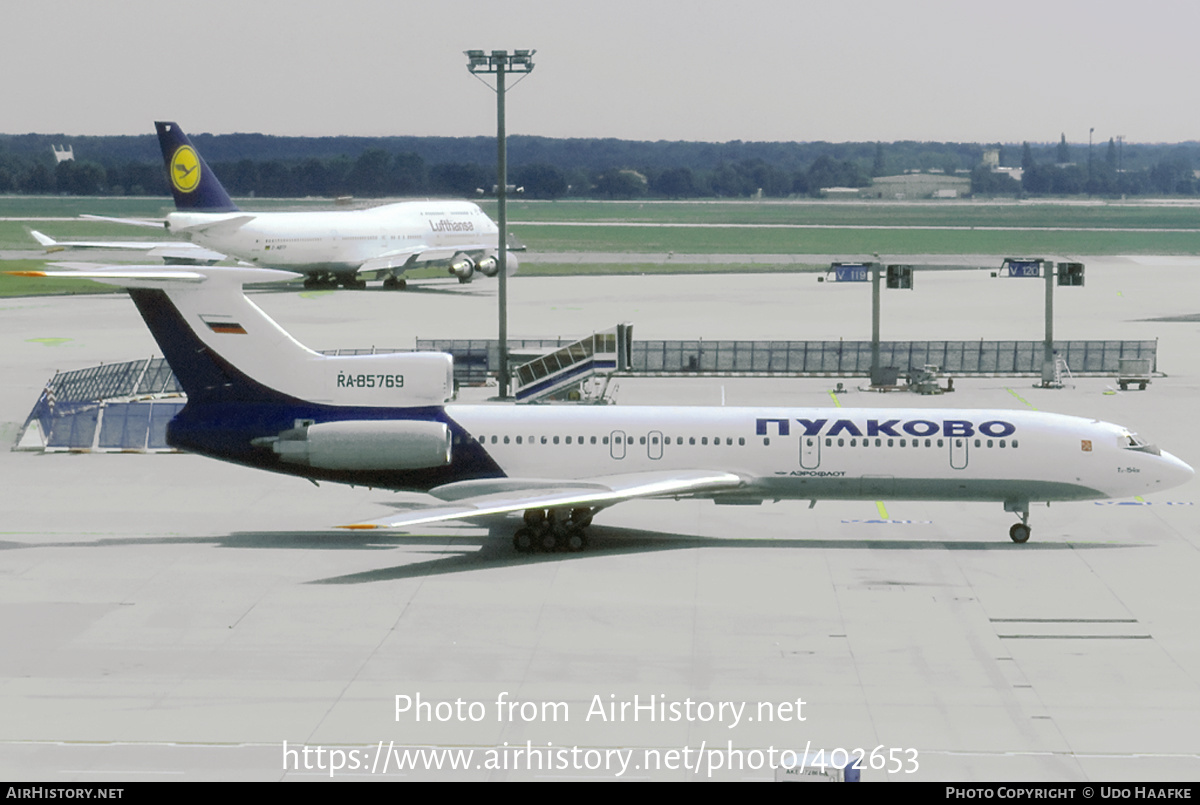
4,0,1197,145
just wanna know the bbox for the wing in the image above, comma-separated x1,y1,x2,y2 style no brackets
31,231,227,263
355,242,496,274
80,214,166,229
357,246,428,273
339,470,744,530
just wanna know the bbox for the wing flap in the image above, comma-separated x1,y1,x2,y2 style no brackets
339,470,743,530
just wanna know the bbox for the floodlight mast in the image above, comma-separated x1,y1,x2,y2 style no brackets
465,49,535,399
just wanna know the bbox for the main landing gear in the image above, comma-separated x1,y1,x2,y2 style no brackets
303,272,366,290
382,275,407,290
1006,500,1031,543
512,507,594,553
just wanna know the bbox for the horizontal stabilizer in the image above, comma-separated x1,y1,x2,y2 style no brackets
13,263,298,288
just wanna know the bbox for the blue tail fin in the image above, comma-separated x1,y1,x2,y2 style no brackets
155,121,240,213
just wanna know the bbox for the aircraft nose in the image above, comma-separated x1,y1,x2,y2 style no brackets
1157,451,1195,491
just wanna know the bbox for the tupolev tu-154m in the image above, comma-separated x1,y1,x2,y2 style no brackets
13,264,1193,551
33,122,518,291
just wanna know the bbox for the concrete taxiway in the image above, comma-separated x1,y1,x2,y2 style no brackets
2,260,1199,781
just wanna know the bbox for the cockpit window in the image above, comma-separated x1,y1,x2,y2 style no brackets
1121,431,1161,455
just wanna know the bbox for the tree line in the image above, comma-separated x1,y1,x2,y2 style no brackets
1,131,1197,200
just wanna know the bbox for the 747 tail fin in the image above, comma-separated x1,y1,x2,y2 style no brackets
155,122,240,213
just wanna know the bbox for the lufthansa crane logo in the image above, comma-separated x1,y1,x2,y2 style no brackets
170,145,201,193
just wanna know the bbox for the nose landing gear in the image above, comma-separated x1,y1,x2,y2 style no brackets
1006,500,1032,543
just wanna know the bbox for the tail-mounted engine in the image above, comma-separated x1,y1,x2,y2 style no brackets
255,420,452,471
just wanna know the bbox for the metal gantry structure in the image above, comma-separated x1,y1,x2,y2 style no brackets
465,49,535,399
828,259,1085,388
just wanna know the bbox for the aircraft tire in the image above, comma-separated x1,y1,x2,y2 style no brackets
564,530,588,552
1009,523,1031,544
539,530,561,552
513,528,536,553
569,508,593,529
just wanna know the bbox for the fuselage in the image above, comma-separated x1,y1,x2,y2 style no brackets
165,200,499,272
166,399,1193,506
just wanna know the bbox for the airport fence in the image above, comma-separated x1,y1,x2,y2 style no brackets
629,339,1158,376
417,338,1157,381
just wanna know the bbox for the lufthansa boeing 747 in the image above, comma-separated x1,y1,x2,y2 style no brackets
34,122,517,290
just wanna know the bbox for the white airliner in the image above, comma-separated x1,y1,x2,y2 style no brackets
34,122,517,290
14,264,1194,551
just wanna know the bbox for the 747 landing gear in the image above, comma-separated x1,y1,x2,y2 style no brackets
512,507,594,553
382,275,407,290
1006,501,1031,543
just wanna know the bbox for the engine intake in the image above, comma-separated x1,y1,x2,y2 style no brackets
448,253,475,280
